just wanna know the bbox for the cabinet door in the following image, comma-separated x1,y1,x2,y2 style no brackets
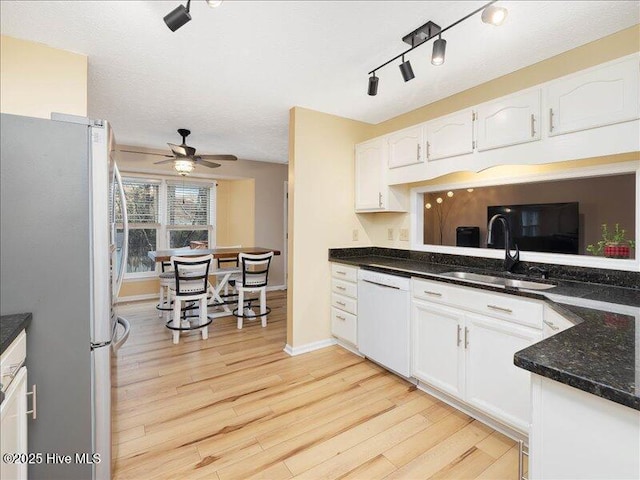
355,139,384,210
1,367,28,480
547,57,640,136
424,109,474,161
464,313,541,432
388,126,423,168
412,301,464,399
476,90,541,151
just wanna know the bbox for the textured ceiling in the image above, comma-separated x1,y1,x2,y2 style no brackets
1,1,638,164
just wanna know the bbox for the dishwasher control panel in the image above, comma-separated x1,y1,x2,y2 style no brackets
358,269,410,291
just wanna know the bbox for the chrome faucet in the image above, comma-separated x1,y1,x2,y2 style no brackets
487,214,520,272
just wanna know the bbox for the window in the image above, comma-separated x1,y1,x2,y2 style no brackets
121,179,160,274
119,176,216,278
167,183,213,248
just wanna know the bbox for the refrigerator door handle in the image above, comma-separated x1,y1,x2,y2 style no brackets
114,164,128,298
112,316,131,353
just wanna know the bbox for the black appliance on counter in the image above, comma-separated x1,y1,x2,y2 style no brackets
456,226,480,247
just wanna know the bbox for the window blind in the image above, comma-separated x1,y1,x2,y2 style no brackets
167,184,210,226
121,179,159,224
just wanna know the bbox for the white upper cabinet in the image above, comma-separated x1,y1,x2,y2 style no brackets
355,138,384,211
388,125,424,168
424,109,474,161
355,138,407,212
547,57,640,136
476,89,542,151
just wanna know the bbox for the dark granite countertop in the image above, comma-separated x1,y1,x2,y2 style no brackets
329,248,640,410
1,313,31,355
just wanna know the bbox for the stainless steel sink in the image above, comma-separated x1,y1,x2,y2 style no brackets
438,271,556,291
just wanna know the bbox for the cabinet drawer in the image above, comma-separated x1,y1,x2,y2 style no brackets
331,293,357,315
331,307,357,345
412,278,543,329
331,263,358,283
332,279,357,298
1,330,26,392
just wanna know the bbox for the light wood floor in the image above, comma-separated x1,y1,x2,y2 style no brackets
113,290,521,480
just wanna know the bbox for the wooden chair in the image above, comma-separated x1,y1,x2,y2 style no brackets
168,254,213,344
157,261,174,319
215,245,241,296
233,252,274,329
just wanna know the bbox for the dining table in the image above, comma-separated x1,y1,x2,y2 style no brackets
148,246,281,320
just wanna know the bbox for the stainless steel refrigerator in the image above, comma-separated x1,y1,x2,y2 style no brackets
0,113,130,480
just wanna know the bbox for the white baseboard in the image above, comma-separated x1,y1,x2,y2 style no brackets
116,293,157,304
267,285,287,292
284,338,337,356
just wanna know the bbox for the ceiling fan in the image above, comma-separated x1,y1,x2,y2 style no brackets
120,128,238,175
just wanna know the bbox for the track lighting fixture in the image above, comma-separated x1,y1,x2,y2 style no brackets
368,73,379,96
164,0,192,32
165,0,223,32
366,1,506,95
431,36,446,66
481,5,508,26
399,55,415,82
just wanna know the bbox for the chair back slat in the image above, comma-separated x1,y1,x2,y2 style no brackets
216,245,242,269
238,252,273,288
171,255,212,297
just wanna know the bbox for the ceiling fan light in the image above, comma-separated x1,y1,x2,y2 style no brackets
164,3,192,32
481,5,508,26
174,159,195,176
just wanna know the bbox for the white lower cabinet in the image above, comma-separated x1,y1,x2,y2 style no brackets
464,313,541,432
411,277,544,434
330,264,358,346
412,301,464,399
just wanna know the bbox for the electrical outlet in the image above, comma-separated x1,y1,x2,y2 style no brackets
388,228,394,241
400,228,409,241
352,229,359,241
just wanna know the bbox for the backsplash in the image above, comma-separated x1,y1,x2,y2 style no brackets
329,247,640,290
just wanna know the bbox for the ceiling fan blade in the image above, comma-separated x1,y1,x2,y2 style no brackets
168,143,196,157
193,158,221,168
153,159,177,165
119,149,174,158
197,154,238,161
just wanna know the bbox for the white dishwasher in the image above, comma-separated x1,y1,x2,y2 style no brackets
357,269,411,377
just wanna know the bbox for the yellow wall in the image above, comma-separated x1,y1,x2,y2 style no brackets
216,179,256,247
0,35,87,118
288,25,640,348
287,107,371,347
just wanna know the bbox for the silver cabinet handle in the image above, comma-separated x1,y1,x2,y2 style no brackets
530,113,536,137
336,315,346,321
416,143,421,160
544,320,560,331
336,301,346,306
335,271,346,275
335,286,346,291
26,384,37,420
423,290,442,297
549,108,554,132
378,192,383,208
426,141,431,159
487,304,513,314
464,327,469,349
457,325,462,346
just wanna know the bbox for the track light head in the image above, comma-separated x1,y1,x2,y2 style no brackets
164,0,191,32
399,56,415,82
431,37,447,66
481,5,508,26
368,74,379,96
